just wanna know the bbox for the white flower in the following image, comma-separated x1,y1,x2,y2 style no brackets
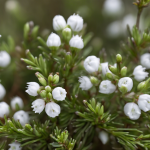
140,53,150,69
9,142,21,150
0,51,11,67
118,77,133,92
79,76,93,90
67,14,83,32
138,94,150,112
53,15,66,31
46,33,61,47
133,65,149,82
52,87,67,101
69,35,84,49
11,96,24,110
0,102,9,118
84,56,100,73
124,102,141,120
101,62,111,76
103,0,123,15
32,99,45,114
26,82,40,96
45,102,60,118
99,80,116,94
13,110,29,126
0,83,6,100
99,131,109,145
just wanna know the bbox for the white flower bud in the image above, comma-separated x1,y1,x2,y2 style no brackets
140,53,150,69
9,142,22,150
52,87,67,101
84,56,100,73
99,80,116,94
0,51,11,67
118,77,133,92
11,96,24,110
133,65,149,82
99,131,109,145
46,33,61,47
67,14,83,32
32,99,45,114
45,102,60,118
101,62,111,76
25,82,40,96
13,110,29,126
124,102,141,120
69,35,84,49
53,15,66,31
0,83,6,100
138,94,150,112
0,102,9,118
79,76,93,90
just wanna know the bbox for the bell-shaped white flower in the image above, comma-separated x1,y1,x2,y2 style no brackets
9,142,22,150
52,87,67,101
67,14,83,32
140,53,150,69
138,94,150,112
133,65,149,82
0,102,9,118
99,80,116,94
69,35,84,49
0,83,6,100
46,33,61,47
99,131,109,145
32,99,45,114
13,110,29,126
53,15,66,31
45,102,60,118
79,76,93,90
118,77,133,92
25,82,40,96
101,62,111,76
11,96,24,110
0,51,11,67
103,0,123,15
84,56,100,73
124,102,141,120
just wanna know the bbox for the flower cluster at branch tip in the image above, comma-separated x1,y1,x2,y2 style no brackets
26,73,67,118
46,14,84,51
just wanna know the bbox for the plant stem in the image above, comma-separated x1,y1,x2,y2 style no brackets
136,8,143,30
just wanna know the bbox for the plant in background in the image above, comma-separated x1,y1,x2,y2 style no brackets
1,0,150,150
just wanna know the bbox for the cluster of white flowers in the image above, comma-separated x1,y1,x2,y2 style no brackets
46,14,84,50
124,94,150,120
26,82,67,118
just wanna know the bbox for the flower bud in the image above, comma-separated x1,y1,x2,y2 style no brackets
121,66,127,77
67,14,83,32
90,76,99,85
106,72,114,80
52,74,59,84
46,33,61,51
65,52,72,64
69,35,84,51
119,85,128,94
62,28,72,42
116,54,122,62
38,77,47,86
40,90,47,98
47,92,52,99
109,65,117,74
0,51,11,67
53,15,66,31
48,74,53,84
45,86,52,93
137,81,146,91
